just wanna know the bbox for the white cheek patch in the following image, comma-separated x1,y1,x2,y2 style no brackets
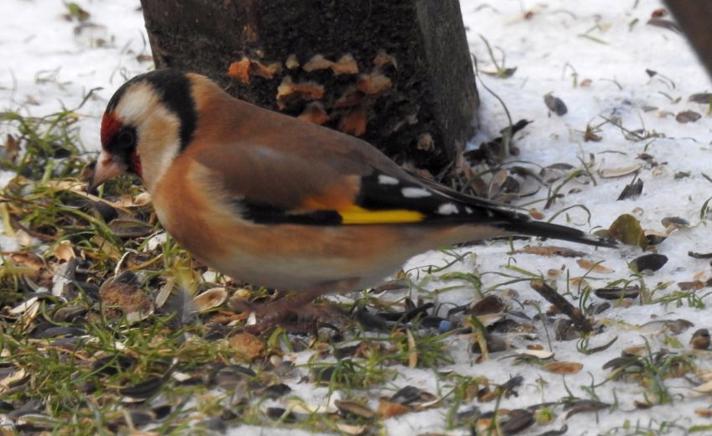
401,187,432,198
378,175,399,185
115,82,161,124
138,115,181,192
437,203,459,215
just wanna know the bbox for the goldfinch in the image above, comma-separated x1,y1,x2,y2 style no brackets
91,70,613,308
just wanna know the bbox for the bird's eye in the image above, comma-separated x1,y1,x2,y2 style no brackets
115,128,136,149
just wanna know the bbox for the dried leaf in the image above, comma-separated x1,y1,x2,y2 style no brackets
529,208,545,219
378,399,410,418
52,240,76,262
584,125,602,142
338,107,368,136
303,54,333,72
99,272,154,322
285,54,300,70
7,252,49,282
334,86,364,109
228,333,265,361
543,361,583,374
373,50,397,69
227,58,251,84
250,60,281,79
276,76,325,109
577,259,614,273
4,134,19,163
357,72,392,95
297,102,329,125
608,214,647,248
331,54,359,75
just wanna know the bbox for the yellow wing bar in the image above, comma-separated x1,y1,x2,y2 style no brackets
338,205,425,224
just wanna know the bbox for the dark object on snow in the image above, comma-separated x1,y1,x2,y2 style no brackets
544,93,567,116
595,286,640,301
464,119,531,164
617,178,644,201
530,279,593,333
665,1,712,78
629,253,668,273
139,0,479,176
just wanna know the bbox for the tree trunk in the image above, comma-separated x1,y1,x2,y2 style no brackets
139,0,478,176
665,1,712,77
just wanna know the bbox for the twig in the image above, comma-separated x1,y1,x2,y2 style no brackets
530,279,593,333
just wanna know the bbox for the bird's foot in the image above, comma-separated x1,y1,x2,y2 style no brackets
234,290,343,335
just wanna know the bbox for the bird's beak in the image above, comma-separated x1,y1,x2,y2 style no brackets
88,150,125,193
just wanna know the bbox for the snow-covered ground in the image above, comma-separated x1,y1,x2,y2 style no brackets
1,1,711,435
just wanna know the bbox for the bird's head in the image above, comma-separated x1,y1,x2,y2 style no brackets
90,69,198,192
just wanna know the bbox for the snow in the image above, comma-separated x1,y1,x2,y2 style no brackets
0,0,149,151
1,0,711,434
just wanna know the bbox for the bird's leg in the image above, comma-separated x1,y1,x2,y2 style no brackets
241,278,359,334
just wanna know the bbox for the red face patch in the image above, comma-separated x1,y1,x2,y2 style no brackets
131,151,143,178
100,112,122,148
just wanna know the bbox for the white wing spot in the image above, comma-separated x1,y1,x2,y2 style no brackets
486,210,495,217
378,175,399,185
465,207,474,214
401,187,432,198
438,203,459,215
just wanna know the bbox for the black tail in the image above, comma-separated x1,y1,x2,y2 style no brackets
500,217,617,248
403,171,617,248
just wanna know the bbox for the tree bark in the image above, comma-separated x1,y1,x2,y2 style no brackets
665,1,712,77
139,0,478,175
